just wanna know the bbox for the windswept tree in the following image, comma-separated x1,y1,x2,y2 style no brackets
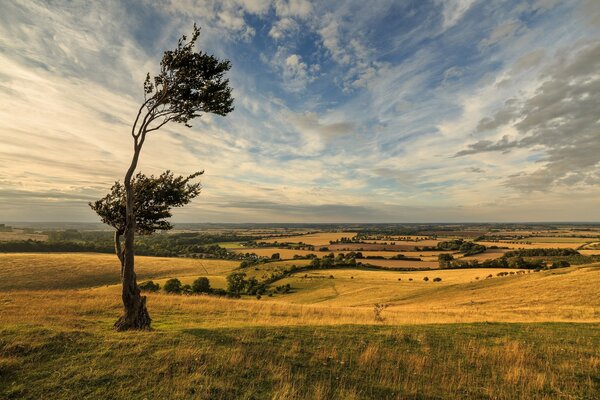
90,24,234,331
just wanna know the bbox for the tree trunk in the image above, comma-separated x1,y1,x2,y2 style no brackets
114,141,151,331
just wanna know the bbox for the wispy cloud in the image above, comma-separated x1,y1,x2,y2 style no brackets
0,0,598,222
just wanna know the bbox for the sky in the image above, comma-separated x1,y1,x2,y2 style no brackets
0,0,599,223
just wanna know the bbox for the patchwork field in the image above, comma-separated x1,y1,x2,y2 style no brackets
260,232,357,246
2,225,600,399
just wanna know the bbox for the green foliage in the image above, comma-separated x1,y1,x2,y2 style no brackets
504,248,580,257
139,280,160,292
438,253,454,267
437,239,486,256
226,272,247,295
163,278,183,294
191,277,211,294
142,24,234,129
89,171,202,235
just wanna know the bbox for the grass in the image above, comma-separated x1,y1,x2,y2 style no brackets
1,252,600,399
0,253,238,290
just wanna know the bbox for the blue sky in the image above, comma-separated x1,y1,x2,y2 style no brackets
0,0,599,222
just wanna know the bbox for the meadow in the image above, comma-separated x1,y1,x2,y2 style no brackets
2,225,600,399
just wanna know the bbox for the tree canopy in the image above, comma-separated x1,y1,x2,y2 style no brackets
90,170,203,235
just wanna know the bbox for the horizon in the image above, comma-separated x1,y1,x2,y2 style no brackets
1,0,599,223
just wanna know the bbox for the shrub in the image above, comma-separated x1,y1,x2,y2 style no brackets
163,278,182,294
139,280,160,292
271,253,280,260
211,288,227,296
181,284,192,295
433,277,442,282
192,277,211,294
423,276,429,282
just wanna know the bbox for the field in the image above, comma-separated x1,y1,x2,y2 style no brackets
2,225,600,399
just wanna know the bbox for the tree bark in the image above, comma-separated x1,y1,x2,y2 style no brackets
114,139,151,331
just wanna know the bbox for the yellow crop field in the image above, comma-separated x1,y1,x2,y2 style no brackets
458,249,508,261
260,232,357,246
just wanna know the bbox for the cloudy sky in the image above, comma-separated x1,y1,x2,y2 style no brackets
1,0,599,223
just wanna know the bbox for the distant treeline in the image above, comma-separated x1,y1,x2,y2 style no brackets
0,230,261,259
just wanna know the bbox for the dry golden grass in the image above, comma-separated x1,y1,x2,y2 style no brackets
0,253,238,290
1,253,600,399
1,264,599,329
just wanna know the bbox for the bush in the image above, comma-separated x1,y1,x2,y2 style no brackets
163,278,182,294
181,284,192,295
211,288,227,296
423,276,429,282
139,280,160,292
192,277,211,294
433,277,442,282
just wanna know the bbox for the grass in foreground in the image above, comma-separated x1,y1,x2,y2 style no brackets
1,317,599,399
1,253,600,399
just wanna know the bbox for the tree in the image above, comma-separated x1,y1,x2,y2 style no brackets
192,277,211,293
438,253,454,267
226,272,247,296
90,24,234,331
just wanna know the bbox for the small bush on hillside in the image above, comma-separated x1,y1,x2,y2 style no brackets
211,288,227,296
139,280,160,292
164,278,182,294
433,277,442,282
192,277,211,294
423,277,429,282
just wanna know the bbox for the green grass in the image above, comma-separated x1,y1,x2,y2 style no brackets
1,323,599,399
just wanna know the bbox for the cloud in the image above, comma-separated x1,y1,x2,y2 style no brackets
268,17,298,40
436,0,476,30
274,0,312,18
268,48,318,91
456,41,600,191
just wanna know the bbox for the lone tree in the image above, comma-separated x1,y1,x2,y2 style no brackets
90,25,234,331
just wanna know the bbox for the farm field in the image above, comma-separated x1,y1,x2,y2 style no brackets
358,258,439,269
475,240,585,249
2,224,600,399
260,232,357,246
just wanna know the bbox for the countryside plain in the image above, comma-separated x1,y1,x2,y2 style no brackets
1,223,599,399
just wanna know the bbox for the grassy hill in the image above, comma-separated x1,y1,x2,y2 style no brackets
1,253,599,399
